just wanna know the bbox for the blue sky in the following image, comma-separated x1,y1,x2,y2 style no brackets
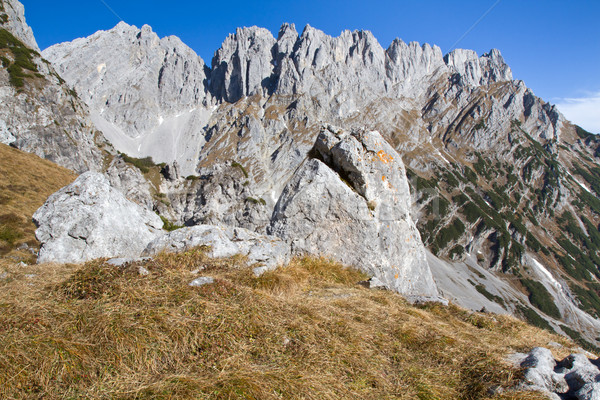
21,0,600,132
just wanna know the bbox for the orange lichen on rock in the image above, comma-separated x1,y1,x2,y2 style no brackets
377,150,394,164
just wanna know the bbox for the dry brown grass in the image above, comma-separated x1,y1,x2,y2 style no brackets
0,143,75,261
0,249,574,399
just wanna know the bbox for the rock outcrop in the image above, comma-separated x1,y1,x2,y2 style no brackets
143,224,290,273
42,22,211,175
0,0,39,51
269,126,438,297
33,172,163,264
513,347,600,400
0,0,108,173
43,22,209,137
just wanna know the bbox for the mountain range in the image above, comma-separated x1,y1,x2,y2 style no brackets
2,0,600,354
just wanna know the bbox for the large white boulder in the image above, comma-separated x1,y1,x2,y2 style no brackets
269,126,439,297
33,172,164,263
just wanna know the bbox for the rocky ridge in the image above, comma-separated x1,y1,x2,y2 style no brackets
4,0,600,349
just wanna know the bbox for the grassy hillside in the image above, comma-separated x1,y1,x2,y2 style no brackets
0,249,577,399
0,143,75,262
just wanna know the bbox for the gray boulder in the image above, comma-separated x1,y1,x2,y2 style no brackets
142,224,290,272
33,172,164,264
269,126,439,297
189,276,215,287
514,347,600,399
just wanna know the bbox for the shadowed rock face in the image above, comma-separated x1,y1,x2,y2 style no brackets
269,127,439,297
33,172,163,264
513,347,600,400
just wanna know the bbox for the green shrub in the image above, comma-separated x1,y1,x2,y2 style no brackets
432,218,465,253
520,279,561,319
516,304,553,331
449,245,465,259
159,216,183,232
120,153,157,174
460,202,484,223
560,325,600,353
576,125,594,139
231,161,248,178
245,197,266,206
0,224,22,245
475,284,505,308
570,284,600,318
0,29,39,88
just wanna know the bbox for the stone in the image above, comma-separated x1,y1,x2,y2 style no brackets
162,161,181,181
520,347,568,393
142,224,290,272
105,156,155,209
515,347,600,399
269,127,439,297
189,276,215,287
33,172,164,264
576,382,600,400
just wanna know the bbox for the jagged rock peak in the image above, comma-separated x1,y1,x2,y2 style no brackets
43,21,209,138
444,47,512,86
209,23,513,104
210,25,277,102
0,0,39,51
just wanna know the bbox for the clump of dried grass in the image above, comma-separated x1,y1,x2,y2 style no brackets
0,249,575,399
0,143,75,259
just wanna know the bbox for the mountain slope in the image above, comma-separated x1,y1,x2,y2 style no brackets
40,22,600,348
0,251,576,399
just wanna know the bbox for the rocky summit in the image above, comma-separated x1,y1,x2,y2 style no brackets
2,0,600,375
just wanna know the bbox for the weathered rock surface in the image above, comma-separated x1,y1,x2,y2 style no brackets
142,224,290,272
269,126,439,297
0,0,39,51
513,347,600,400
42,22,211,175
43,22,209,137
105,156,155,209
0,0,108,173
33,172,163,264
155,162,272,233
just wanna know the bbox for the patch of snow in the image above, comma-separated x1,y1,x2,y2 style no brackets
530,258,561,289
436,150,450,164
566,170,592,193
158,116,164,125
